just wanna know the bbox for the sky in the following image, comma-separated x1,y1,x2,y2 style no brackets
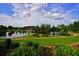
0,3,79,27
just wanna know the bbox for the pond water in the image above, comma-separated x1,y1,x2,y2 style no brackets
0,32,28,38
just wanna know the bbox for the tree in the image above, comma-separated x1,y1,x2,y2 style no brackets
8,26,14,30
40,24,51,34
0,25,7,30
58,24,67,32
34,26,40,33
59,29,66,35
67,21,79,32
0,25,7,36
51,26,59,32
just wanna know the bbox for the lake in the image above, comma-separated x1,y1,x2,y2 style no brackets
0,31,28,38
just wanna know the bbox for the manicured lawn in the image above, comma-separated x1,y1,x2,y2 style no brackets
12,36,79,46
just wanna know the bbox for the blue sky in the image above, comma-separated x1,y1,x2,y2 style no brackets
0,3,13,15
0,3,77,15
0,3,79,27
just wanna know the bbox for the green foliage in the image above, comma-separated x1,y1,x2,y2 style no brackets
0,25,7,30
33,43,39,49
59,29,70,36
10,42,79,56
8,26,14,30
1,39,79,56
26,41,33,46
11,42,19,48
35,24,51,34
58,24,67,32
0,25,7,36
68,21,79,32
59,29,65,35
1,20,79,36
9,42,52,56
0,39,19,55
55,45,79,56
26,42,39,49
29,33,49,37
4,39,12,48
51,26,59,32
41,34,49,37
13,36,79,46
8,44,38,56
9,46,32,56
33,33,40,37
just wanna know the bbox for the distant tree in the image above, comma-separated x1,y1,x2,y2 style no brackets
59,29,66,35
58,24,67,32
0,25,7,30
8,26,14,30
34,25,40,33
0,25,7,36
51,26,59,32
39,24,51,34
67,21,79,32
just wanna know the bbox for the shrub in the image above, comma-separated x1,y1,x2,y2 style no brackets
59,29,65,35
37,46,53,56
41,34,49,37
4,38,12,48
8,42,52,56
0,39,20,55
26,42,33,46
33,33,40,37
8,46,37,56
11,42,19,48
59,30,70,36
55,45,79,56
8,45,52,56
33,43,39,49
0,42,6,51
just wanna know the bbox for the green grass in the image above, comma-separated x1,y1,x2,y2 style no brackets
1,36,79,56
12,36,79,46
0,38,5,42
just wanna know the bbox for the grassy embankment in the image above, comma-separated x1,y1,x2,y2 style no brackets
12,33,79,46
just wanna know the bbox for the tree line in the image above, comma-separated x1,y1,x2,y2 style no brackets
0,20,79,36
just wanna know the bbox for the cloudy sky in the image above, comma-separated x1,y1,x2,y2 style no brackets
0,3,79,27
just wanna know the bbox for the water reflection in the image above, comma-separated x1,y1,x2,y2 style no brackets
0,31,28,38
8,31,14,36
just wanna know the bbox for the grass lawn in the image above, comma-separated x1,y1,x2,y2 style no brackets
12,36,79,46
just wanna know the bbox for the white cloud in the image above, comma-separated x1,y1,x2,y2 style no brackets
0,13,31,27
0,3,78,27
